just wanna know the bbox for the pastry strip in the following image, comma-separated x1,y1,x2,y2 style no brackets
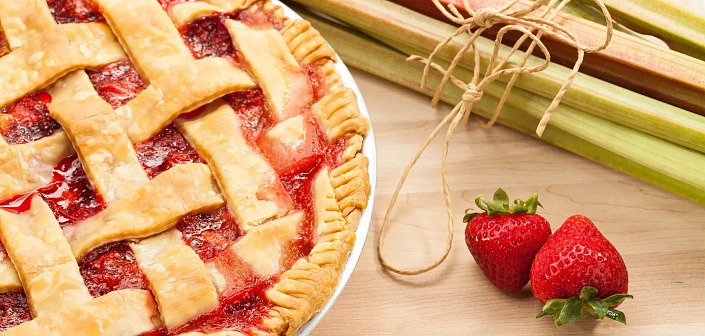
0,257,21,292
0,289,160,336
92,0,195,80
201,0,259,12
131,229,218,329
0,23,126,108
68,163,224,259
0,132,76,200
48,71,149,204
231,212,302,277
177,101,292,231
259,115,309,169
311,88,369,140
0,0,55,49
119,57,256,142
169,2,223,26
225,20,313,121
0,195,92,317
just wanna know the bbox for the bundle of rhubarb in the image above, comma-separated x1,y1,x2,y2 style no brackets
283,0,705,206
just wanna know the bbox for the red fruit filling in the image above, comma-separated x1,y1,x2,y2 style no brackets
0,92,60,145
279,166,320,264
134,124,204,179
79,242,150,298
33,156,106,227
46,0,104,24
225,89,276,144
178,206,242,261
180,14,238,61
86,58,148,109
173,285,274,335
304,63,329,100
258,114,322,178
0,292,32,332
0,156,106,227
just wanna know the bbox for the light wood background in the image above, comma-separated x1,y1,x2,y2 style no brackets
310,1,705,335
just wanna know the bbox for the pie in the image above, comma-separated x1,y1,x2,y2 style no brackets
0,0,371,335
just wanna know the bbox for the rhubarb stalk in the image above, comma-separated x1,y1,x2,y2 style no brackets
575,0,705,61
290,3,705,205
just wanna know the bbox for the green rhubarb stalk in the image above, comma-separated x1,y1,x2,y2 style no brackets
284,0,705,155
560,1,650,42
576,0,705,61
290,3,705,205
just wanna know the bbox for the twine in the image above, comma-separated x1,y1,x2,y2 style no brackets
378,0,613,275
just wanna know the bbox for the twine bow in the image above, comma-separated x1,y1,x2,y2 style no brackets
378,0,613,275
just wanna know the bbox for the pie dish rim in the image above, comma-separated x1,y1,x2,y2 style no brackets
276,2,378,335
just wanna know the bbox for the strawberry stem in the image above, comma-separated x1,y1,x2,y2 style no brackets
536,286,633,328
463,188,541,222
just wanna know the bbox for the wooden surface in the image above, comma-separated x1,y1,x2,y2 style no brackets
310,1,705,335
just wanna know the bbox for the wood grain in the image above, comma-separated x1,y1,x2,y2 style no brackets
310,1,705,335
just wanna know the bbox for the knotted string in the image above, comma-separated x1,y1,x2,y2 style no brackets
378,0,613,275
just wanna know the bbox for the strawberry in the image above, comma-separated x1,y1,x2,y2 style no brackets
531,214,632,327
463,188,552,292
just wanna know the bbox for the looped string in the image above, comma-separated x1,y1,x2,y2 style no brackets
472,8,501,28
378,0,613,275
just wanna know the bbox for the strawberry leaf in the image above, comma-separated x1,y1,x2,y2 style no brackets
537,286,633,327
524,194,540,214
493,188,509,205
482,198,505,215
606,308,627,324
471,189,542,216
556,297,582,327
588,298,609,319
463,210,479,223
474,195,486,210
537,298,567,319
603,293,634,307
512,204,529,213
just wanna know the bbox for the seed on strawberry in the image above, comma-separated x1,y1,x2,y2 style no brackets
463,188,552,292
531,214,632,328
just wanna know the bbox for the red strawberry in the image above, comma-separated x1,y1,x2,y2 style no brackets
531,214,632,327
463,188,552,292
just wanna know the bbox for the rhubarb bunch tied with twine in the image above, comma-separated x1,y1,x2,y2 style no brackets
378,0,614,275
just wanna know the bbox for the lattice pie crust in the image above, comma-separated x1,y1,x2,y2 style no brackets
0,0,371,335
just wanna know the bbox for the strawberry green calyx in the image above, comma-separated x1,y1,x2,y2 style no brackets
536,286,633,328
463,188,541,222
